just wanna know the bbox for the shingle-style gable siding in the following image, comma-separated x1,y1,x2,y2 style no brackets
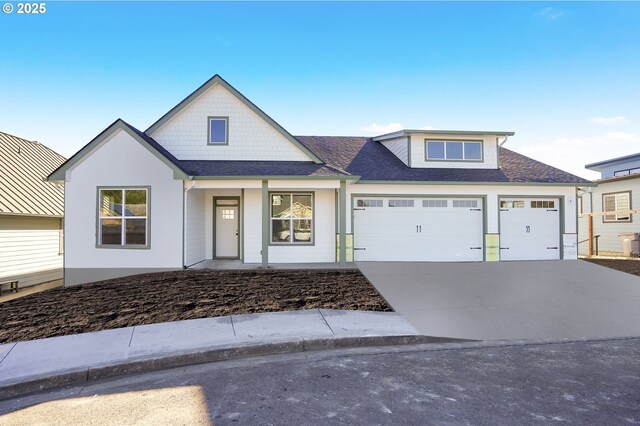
380,137,409,166
149,83,312,162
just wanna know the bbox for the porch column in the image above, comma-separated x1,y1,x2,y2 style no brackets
262,180,269,268
339,180,347,266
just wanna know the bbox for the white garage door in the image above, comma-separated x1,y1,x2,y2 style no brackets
499,198,560,261
353,197,484,262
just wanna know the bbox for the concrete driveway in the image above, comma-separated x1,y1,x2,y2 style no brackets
358,260,640,340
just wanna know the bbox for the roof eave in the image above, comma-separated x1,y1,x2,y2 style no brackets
373,129,515,142
355,180,594,186
47,120,189,182
191,175,360,181
585,153,640,170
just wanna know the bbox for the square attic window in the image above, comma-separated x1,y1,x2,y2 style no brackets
208,117,228,144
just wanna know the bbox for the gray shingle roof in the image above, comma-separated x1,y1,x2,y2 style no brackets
0,131,66,216
179,160,348,177
49,120,592,184
295,136,592,184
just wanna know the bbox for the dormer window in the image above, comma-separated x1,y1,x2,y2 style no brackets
208,116,228,145
426,139,483,161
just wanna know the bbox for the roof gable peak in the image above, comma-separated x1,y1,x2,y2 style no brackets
145,74,323,164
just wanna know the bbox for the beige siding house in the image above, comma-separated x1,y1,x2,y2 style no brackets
0,131,66,287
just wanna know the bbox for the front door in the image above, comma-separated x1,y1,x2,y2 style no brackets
215,205,239,258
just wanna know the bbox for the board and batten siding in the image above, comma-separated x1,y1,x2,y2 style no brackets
149,83,312,162
242,188,336,263
63,129,184,285
380,137,409,166
202,188,241,260
185,188,206,266
578,178,640,255
0,215,63,287
243,189,262,263
408,133,499,169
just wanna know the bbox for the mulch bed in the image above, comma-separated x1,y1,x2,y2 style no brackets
0,269,392,344
583,258,640,277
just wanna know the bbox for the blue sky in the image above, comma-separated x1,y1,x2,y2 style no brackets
1,1,639,179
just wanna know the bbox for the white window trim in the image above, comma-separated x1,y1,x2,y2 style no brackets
425,139,484,162
603,191,632,223
270,192,314,245
97,187,150,249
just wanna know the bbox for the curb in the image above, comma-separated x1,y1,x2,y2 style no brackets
0,334,467,400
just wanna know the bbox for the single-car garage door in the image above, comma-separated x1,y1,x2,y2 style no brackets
499,198,560,261
353,197,484,262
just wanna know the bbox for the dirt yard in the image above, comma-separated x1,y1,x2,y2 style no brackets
583,258,640,277
0,269,392,344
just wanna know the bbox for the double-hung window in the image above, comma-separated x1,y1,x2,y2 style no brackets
271,193,313,244
98,188,149,247
603,191,631,223
426,140,483,161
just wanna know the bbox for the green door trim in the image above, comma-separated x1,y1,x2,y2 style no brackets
213,196,241,260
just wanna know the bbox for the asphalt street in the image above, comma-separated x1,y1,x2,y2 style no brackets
1,338,639,425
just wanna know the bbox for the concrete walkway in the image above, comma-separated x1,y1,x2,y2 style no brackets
189,260,358,270
0,309,430,399
359,260,640,340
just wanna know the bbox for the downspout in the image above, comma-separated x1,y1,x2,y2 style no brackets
183,179,196,268
497,136,509,169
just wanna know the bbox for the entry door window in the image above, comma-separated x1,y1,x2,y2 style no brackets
221,209,235,220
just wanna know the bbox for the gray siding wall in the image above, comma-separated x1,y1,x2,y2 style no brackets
0,215,63,287
578,178,640,255
599,159,640,179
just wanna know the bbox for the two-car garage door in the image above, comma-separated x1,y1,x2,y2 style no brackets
353,197,484,262
353,196,561,262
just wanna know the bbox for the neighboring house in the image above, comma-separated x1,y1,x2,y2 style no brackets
0,131,66,287
48,75,591,286
578,153,640,256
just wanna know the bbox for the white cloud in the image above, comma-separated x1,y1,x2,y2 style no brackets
590,116,630,126
420,125,434,131
605,131,637,142
361,122,404,135
516,132,639,180
536,7,563,21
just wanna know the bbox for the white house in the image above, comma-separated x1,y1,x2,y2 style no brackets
578,153,640,256
48,75,592,286
1,131,66,288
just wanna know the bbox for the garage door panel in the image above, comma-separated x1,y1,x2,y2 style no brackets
499,198,560,261
354,197,483,262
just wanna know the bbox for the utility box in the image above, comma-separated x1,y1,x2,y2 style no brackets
618,232,640,257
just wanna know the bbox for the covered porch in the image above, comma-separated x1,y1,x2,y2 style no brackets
183,178,352,269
